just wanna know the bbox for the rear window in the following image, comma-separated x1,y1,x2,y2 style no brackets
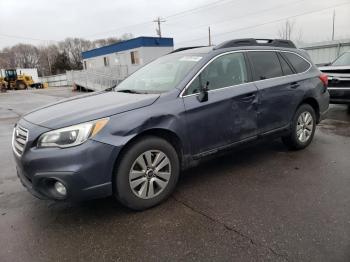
282,52,310,73
248,51,283,80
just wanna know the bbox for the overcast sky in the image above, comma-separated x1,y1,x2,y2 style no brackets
0,0,349,49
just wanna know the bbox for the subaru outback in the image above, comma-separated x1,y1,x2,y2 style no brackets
13,38,329,210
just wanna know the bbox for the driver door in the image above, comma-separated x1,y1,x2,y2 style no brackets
182,52,258,156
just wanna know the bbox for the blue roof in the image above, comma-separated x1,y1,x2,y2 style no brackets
82,36,174,59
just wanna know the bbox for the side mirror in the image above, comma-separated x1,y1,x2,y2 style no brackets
197,81,209,102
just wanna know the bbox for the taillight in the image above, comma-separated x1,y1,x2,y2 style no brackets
319,73,328,87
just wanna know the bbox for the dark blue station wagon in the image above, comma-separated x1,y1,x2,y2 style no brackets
13,39,329,210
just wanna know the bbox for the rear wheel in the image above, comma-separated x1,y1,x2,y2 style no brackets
282,104,316,150
114,136,180,210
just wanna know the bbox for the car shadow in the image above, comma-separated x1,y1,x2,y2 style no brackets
39,138,288,220
179,138,288,185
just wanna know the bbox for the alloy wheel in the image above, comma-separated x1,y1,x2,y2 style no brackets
129,150,171,199
296,111,314,143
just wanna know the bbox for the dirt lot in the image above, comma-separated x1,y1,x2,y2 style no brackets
0,87,349,262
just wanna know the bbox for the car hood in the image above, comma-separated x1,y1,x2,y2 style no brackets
23,91,160,129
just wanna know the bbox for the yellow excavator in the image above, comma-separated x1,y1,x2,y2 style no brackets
0,77,6,92
1,69,47,90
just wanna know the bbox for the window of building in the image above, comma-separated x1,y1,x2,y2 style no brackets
185,52,247,95
248,51,283,80
282,52,310,73
103,57,109,67
130,51,140,65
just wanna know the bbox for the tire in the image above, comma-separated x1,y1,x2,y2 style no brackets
15,81,26,90
114,136,180,210
282,104,316,150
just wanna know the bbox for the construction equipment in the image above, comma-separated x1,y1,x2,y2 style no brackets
0,78,7,92
2,69,47,90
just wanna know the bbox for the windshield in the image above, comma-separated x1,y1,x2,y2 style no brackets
116,53,203,93
332,52,350,66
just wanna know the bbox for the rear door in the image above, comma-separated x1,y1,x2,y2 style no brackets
182,52,258,156
247,51,299,133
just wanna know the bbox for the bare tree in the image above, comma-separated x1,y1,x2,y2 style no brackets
0,33,133,74
37,44,60,76
0,47,15,68
59,38,93,70
11,44,40,68
120,33,133,41
278,20,295,40
92,37,120,48
92,34,133,48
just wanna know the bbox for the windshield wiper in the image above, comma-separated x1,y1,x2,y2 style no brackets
104,85,116,92
117,89,146,94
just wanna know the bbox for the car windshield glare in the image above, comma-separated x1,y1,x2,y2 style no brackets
116,53,203,93
332,52,350,66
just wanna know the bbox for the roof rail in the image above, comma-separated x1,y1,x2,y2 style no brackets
170,46,206,53
213,38,296,50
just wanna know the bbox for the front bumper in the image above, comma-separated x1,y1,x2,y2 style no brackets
13,119,119,201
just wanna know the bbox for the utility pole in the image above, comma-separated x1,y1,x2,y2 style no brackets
153,17,166,38
208,26,212,46
47,52,52,75
331,9,335,41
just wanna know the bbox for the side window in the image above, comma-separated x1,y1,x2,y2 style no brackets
277,53,293,76
282,52,310,73
248,51,283,80
185,52,247,95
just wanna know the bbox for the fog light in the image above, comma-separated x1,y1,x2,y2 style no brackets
54,181,67,196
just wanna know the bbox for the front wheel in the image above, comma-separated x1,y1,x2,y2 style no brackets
282,104,316,150
15,81,27,90
114,136,180,210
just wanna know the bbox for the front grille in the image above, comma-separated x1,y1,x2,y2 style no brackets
12,125,29,156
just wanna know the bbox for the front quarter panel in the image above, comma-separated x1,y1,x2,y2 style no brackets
91,95,189,158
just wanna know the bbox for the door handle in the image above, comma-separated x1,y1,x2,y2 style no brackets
290,82,300,89
239,93,256,102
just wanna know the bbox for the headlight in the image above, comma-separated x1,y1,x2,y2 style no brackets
37,118,109,148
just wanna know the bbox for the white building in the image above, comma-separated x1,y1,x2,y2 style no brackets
299,39,350,65
69,36,174,91
82,36,174,75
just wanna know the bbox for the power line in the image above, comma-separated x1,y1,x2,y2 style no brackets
82,21,154,38
1,0,232,42
166,0,304,31
82,0,234,38
0,33,56,42
166,0,233,19
176,1,350,45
